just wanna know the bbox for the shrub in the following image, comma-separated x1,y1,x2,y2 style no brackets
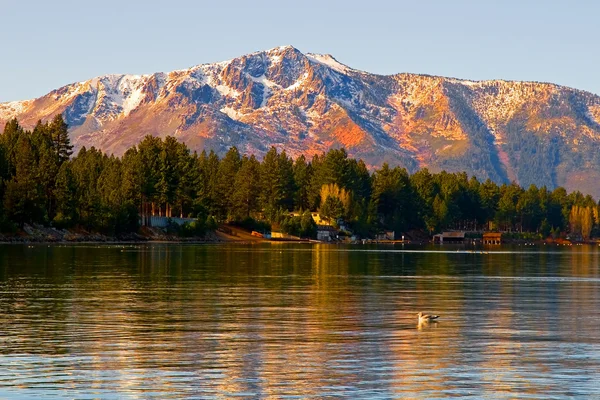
206,215,218,231
179,219,206,237
52,212,73,230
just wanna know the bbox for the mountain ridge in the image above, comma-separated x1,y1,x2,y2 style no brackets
2,45,600,197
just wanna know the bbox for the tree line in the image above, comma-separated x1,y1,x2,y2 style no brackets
1,116,599,239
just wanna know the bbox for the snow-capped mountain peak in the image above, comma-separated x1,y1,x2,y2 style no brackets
2,46,600,198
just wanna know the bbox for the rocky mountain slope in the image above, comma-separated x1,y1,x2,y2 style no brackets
2,45,600,197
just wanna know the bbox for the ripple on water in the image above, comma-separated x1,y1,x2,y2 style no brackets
0,244,599,398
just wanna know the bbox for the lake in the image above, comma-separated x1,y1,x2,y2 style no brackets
1,243,599,398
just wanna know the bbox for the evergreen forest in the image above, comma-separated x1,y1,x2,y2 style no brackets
1,116,599,240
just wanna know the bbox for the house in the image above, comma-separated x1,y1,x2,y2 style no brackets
337,219,350,232
317,225,338,241
483,232,503,245
433,231,466,243
376,230,395,241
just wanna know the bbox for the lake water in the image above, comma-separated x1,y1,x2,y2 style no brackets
0,243,599,398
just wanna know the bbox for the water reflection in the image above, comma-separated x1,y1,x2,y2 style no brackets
0,244,599,398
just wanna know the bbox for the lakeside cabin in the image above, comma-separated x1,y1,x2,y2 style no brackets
483,232,503,245
376,230,396,241
317,225,338,241
433,231,466,244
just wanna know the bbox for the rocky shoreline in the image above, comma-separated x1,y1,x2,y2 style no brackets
0,224,223,244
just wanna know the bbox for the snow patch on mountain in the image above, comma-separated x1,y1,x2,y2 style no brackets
215,84,240,98
0,101,29,120
306,53,351,74
220,106,245,120
285,72,309,91
117,76,147,116
250,74,281,107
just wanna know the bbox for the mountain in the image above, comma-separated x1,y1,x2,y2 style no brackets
2,45,600,198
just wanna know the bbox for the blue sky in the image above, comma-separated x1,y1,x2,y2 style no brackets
1,0,598,102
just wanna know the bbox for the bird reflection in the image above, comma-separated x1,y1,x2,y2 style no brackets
417,320,440,330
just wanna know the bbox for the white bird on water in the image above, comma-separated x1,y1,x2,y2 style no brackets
417,312,439,324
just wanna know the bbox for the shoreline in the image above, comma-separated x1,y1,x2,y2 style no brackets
0,238,320,246
2,237,598,246
2,224,598,246
0,225,320,245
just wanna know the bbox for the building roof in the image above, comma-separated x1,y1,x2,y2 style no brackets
483,232,503,238
441,231,465,238
317,225,337,232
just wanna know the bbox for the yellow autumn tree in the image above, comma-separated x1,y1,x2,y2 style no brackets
319,183,352,221
569,205,593,240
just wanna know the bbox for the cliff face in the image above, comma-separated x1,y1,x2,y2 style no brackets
2,45,600,197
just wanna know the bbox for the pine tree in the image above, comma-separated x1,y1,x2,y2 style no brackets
3,135,44,225
322,148,351,188
137,136,162,215
260,147,296,220
517,185,541,232
347,158,371,203
121,147,143,213
293,154,312,211
53,162,77,226
369,164,412,231
215,146,241,220
495,183,522,231
175,147,198,218
410,168,437,231
432,195,448,230
278,150,296,211
1,118,25,176
155,137,181,217
70,146,104,229
196,150,221,217
49,114,73,164
260,147,283,220
308,154,324,210
31,121,61,221
231,155,261,219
